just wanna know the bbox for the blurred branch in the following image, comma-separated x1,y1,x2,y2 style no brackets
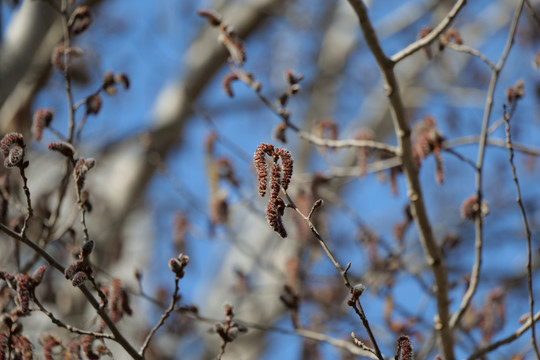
503,102,540,357
444,42,496,70
465,310,540,360
347,1,455,358
0,222,143,360
450,0,524,332
390,0,467,64
525,0,540,29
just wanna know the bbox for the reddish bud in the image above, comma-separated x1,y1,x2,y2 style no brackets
461,194,489,221
1,133,25,168
275,148,293,190
102,71,116,95
218,26,246,65
266,197,287,238
86,93,103,115
51,44,66,71
114,73,130,89
222,73,239,97
32,109,54,142
197,9,222,26
274,123,287,143
48,142,75,159
31,266,47,285
395,335,413,360
69,6,92,35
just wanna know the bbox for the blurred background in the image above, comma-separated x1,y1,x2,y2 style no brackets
1,0,540,359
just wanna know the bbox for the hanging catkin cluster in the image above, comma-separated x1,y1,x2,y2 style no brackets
254,143,293,238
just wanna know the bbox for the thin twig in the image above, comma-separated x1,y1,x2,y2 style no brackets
233,67,397,154
139,276,180,356
390,0,468,63
32,294,115,340
466,310,540,360
444,42,496,71
443,136,540,157
503,103,540,358
450,0,525,332
525,0,540,30
18,165,33,237
282,191,384,360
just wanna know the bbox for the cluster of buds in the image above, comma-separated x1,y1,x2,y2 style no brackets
169,253,190,278
50,44,84,71
64,240,95,287
102,71,130,95
460,194,489,221
506,78,525,104
0,266,47,316
395,335,414,360
211,303,248,343
0,330,32,360
197,9,245,66
254,143,294,238
412,115,445,184
32,108,54,142
0,133,27,169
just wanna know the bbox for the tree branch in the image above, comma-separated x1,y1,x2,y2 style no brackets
347,1,455,358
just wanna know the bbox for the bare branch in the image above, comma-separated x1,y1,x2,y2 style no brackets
450,0,525,332
347,1,455,358
390,0,467,64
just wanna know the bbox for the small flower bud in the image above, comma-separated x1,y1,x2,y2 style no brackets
81,239,95,258
71,271,87,287
31,266,47,285
48,142,75,159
